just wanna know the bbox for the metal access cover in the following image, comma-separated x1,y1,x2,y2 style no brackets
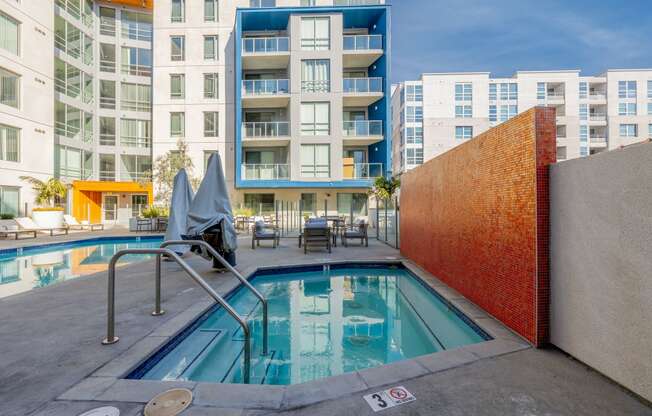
78,407,120,416
144,388,193,416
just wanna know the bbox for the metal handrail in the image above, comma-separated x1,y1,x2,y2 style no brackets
160,240,268,356
101,247,251,383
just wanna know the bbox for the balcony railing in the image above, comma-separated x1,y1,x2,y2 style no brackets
121,136,151,148
343,162,383,179
343,35,383,50
122,25,153,42
547,91,565,98
589,93,606,100
100,20,116,37
242,37,289,53
334,0,381,5
120,171,151,182
243,121,289,138
590,114,607,121
242,79,289,95
121,63,152,77
99,170,116,181
343,77,383,93
343,120,383,136
100,60,116,73
590,136,607,144
242,164,289,180
100,97,116,109
121,99,151,112
100,134,116,146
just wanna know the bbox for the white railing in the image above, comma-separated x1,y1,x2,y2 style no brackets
590,136,607,144
100,20,116,37
121,136,151,148
547,91,565,98
121,25,153,42
100,97,116,109
121,64,152,77
121,99,151,112
343,34,383,50
590,114,607,121
343,77,383,93
242,79,289,95
100,134,116,146
100,170,116,181
343,162,383,179
243,121,290,137
343,120,382,136
100,60,116,73
242,37,289,53
242,164,289,180
589,93,606,100
120,171,151,182
55,121,80,139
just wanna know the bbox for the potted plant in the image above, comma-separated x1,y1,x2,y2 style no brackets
20,177,67,228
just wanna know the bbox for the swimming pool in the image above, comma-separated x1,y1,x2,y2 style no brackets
130,264,490,385
0,236,163,298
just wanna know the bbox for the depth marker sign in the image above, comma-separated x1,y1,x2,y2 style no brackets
363,386,416,412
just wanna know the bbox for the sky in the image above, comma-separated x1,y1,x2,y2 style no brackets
390,0,652,84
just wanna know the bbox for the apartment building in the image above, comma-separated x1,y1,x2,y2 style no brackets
0,0,153,223
152,0,390,218
392,69,652,174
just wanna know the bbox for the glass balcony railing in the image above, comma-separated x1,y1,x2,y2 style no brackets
242,164,289,180
242,37,289,54
342,162,383,179
120,171,151,182
343,77,383,93
242,79,289,95
99,170,116,181
343,35,383,50
243,121,290,138
334,0,382,5
343,120,383,136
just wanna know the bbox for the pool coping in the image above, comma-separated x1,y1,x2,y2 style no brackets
57,258,532,411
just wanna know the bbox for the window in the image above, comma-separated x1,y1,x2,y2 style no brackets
455,83,472,101
301,0,316,5
171,0,185,22
619,124,637,137
489,83,497,100
244,193,275,215
0,124,19,162
99,80,116,109
455,105,472,118
618,102,636,116
204,0,218,22
301,60,330,92
300,144,330,177
121,46,152,76
99,43,116,72
170,74,185,99
337,193,368,220
0,12,19,55
649,123,652,138
406,106,422,122
250,0,275,6
99,117,115,146
648,102,652,116
580,146,588,157
204,35,218,60
121,11,152,42
301,193,316,215
499,83,509,100
204,112,218,137
0,186,19,217
406,85,422,101
301,17,329,51
648,80,652,99
537,82,546,100
579,104,588,121
121,119,151,148
499,105,517,122
131,195,148,218
406,126,423,144
406,148,423,165
121,83,151,112
557,146,567,160
489,105,497,122
0,68,19,108
204,73,218,98
170,36,185,61
579,82,587,99
580,125,588,142
508,83,517,100
170,112,185,137
618,81,636,98
301,102,329,135
455,126,473,140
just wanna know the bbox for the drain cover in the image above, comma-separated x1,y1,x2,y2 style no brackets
144,388,193,416
78,407,120,416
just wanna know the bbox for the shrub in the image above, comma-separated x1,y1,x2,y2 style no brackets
0,213,15,220
234,207,254,217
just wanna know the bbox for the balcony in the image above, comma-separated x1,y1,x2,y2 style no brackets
121,63,152,77
242,121,290,147
120,171,151,182
588,93,607,102
343,120,383,145
589,136,608,147
242,79,290,108
242,37,290,70
589,114,607,124
121,136,151,148
546,91,565,103
334,0,382,5
99,170,116,181
342,162,383,180
242,164,289,181
343,77,383,106
343,35,383,67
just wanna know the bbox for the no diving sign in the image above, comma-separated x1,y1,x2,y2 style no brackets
363,386,416,412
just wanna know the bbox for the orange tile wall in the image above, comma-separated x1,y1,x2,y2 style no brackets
400,107,556,346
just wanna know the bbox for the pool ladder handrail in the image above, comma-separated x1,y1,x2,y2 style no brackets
160,240,268,356
101,247,252,384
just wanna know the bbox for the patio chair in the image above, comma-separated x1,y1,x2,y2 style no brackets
63,214,104,231
251,220,280,249
136,218,152,231
301,219,331,254
341,219,369,247
0,220,36,240
15,217,68,236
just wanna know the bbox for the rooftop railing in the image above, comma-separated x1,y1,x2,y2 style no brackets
242,79,289,95
343,120,383,136
242,37,289,54
343,77,383,93
343,34,383,51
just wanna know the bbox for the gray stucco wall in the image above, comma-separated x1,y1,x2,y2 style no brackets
550,141,652,402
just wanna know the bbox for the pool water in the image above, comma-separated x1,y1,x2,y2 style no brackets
0,237,163,298
133,265,490,385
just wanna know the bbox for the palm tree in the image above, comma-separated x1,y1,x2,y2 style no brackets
370,176,400,200
19,177,67,207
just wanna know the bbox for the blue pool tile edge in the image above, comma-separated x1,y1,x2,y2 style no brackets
0,235,164,258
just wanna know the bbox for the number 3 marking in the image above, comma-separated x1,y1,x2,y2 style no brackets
372,393,387,408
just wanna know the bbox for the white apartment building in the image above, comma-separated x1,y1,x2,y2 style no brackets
392,69,652,174
0,0,153,223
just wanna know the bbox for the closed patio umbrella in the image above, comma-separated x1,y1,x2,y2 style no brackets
164,168,195,254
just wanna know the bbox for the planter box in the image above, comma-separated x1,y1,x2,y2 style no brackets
32,210,64,229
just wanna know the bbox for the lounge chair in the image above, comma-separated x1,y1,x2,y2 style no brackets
301,219,331,254
15,217,68,236
63,214,104,231
0,220,36,240
341,219,369,247
251,220,280,249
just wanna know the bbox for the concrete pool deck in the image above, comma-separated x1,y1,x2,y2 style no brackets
0,235,650,416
